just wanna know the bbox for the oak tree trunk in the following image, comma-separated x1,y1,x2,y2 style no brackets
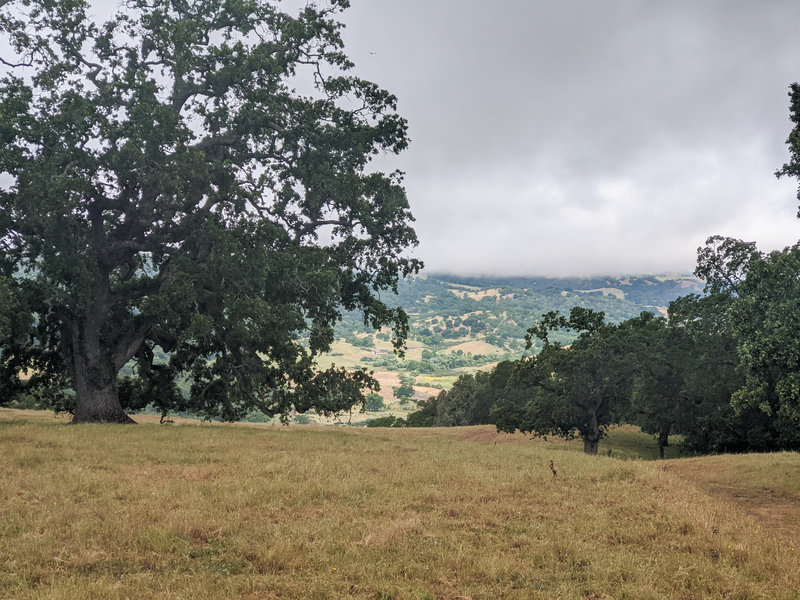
71,354,133,423
582,411,600,455
658,429,670,460
583,437,599,455
68,308,135,424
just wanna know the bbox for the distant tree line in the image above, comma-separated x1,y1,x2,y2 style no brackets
361,348,507,374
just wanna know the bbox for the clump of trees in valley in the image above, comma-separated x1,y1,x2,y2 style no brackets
0,0,420,423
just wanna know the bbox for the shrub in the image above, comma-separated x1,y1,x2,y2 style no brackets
364,393,385,412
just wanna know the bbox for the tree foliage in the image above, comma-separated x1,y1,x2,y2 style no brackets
404,395,438,427
621,294,748,456
495,308,632,454
613,312,683,458
694,235,759,296
0,0,420,423
434,372,480,427
776,82,800,217
363,392,385,412
664,292,790,454
689,235,800,450
393,383,414,399
727,246,800,446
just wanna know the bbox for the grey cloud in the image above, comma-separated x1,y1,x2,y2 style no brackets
339,0,800,275
75,0,800,276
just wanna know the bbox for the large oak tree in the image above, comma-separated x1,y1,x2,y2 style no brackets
0,0,420,423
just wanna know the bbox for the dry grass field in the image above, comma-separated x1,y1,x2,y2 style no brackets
1,409,798,599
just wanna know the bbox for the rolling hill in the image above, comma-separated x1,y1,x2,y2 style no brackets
313,274,705,424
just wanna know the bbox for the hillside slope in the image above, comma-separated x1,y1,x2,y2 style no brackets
1,410,797,600
319,274,704,422
341,273,704,352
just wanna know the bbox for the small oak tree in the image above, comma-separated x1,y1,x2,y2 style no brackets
0,0,420,423
495,308,631,455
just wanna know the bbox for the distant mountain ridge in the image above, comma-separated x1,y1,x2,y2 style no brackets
427,274,705,310
342,273,706,354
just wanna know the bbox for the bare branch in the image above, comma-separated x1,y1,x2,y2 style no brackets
0,55,33,67
112,318,155,371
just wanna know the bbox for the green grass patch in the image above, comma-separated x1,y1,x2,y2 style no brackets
601,425,683,460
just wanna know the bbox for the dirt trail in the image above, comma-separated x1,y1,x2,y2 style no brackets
664,459,800,544
456,425,800,544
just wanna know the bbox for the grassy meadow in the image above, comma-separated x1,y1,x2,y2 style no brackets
1,409,799,599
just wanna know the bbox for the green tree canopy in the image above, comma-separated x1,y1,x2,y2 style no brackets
624,295,747,457
363,392,384,412
663,292,761,454
393,383,414,400
728,246,800,446
434,371,481,427
616,312,684,458
776,82,800,216
404,395,437,427
495,308,632,454
0,0,420,423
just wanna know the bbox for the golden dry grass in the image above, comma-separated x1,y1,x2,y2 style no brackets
1,409,798,599
666,454,800,543
414,375,459,389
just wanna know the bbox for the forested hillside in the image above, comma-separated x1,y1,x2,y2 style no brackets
309,274,703,427
337,273,702,354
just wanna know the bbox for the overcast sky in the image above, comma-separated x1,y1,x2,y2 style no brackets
20,1,800,277
335,0,800,276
